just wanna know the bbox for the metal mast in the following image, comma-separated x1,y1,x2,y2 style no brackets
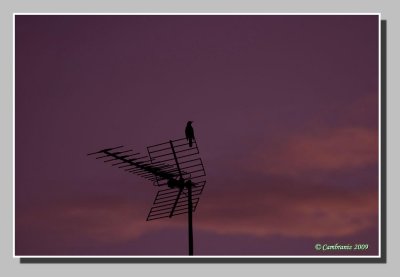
88,137,206,255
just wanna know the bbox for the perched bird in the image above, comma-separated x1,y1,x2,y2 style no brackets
185,121,195,147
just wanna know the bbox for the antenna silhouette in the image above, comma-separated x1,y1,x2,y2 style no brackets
88,137,206,256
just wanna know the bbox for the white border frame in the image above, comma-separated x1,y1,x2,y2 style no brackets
13,12,382,259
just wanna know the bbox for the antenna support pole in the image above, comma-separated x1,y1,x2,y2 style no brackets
188,181,194,256
169,140,194,256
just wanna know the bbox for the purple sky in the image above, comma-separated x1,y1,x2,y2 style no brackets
15,15,379,256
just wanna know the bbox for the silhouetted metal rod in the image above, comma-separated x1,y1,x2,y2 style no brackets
148,202,199,220
171,140,196,148
154,195,195,206
87,146,123,155
150,147,198,160
168,140,194,256
148,146,174,154
102,150,176,180
168,140,185,218
146,137,186,149
178,158,202,165
152,198,200,211
169,186,184,217
188,182,194,256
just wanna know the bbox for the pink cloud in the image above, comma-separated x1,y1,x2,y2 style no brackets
16,196,185,246
196,181,378,238
252,127,378,176
16,179,378,253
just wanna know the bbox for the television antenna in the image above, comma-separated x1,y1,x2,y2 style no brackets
88,137,206,256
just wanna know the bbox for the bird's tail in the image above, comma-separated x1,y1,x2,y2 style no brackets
189,138,193,147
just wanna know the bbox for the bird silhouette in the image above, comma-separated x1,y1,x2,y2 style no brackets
185,121,195,147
